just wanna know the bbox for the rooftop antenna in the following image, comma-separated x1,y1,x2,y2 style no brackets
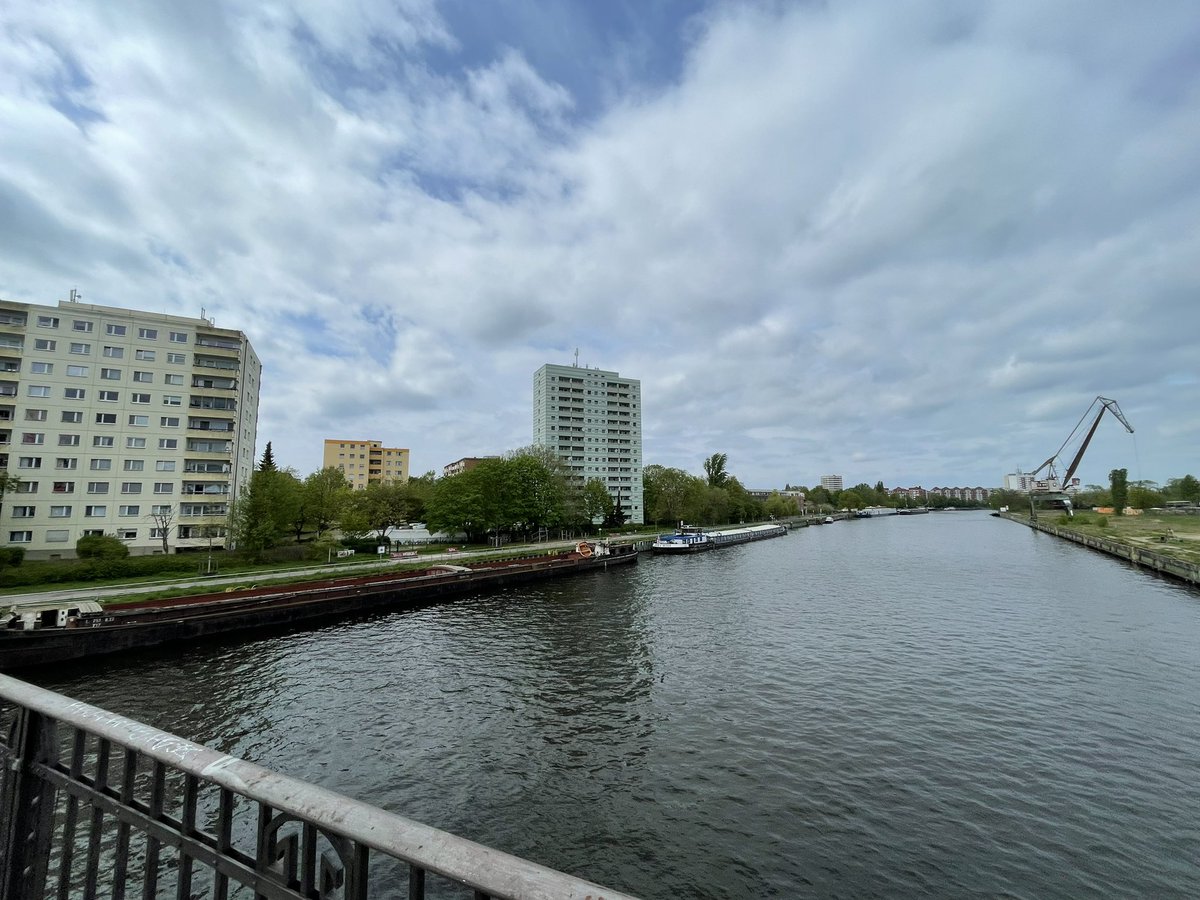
573,348,579,367
69,288,81,303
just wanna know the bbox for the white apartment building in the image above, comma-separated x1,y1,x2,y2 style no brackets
1,297,260,559
533,363,643,525
820,474,843,492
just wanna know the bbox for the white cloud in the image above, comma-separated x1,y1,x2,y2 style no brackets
0,0,1196,488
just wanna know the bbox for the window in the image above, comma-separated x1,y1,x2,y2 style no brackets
160,417,180,427
17,457,41,468
86,482,109,494
121,483,142,494
61,410,82,424
155,460,176,472
105,324,127,336
169,331,187,343
52,482,75,493
28,385,50,398
93,436,114,447
158,438,178,450
100,368,121,380
30,362,53,374
81,529,103,537
135,349,156,361
90,459,112,471
14,482,37,494
119,505,140,516
149,528,166,539
21,433,44,445
33,339,56,351
152,504,172,515
128,415,149,427
131,393,151,404
66,365,88,377
116,529,137,540
95,413,117,425
70,342,91,354
37,315,59,328
64,388,85,400
138,327,158,340
164,374,183,385
84,505,107,517
126,437,146,449
153,483,174,494
8,532,31,543
10,507,35,518
46,530,70,543
50,505,71,517
25,409,47,422
99,391,119,402
55,458,77,470
166,352,186,364
103,346,124,358
58,434,80,446
123,459,145,471
133,371,152,383
162,395,181,406
72,321,93,333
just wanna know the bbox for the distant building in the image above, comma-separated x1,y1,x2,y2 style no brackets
927,486,993,502
533,363,643,524
820,474,843,492
1004,470,1035,492
322,439,409,489
0,296,261,559
443,456,497,478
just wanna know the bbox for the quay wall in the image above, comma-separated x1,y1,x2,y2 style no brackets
1000,514,1200,587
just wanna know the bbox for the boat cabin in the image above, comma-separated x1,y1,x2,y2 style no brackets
3,601,105,631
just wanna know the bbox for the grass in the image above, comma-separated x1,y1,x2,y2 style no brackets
1048,511,1200,567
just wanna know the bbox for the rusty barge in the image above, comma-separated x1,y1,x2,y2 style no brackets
0,542,638,670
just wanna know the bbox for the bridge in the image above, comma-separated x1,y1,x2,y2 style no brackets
0,674,638,900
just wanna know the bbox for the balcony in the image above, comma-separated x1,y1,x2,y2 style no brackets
187,418,235,432
191,376,237,391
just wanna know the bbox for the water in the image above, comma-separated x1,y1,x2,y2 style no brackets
30,513,1200,897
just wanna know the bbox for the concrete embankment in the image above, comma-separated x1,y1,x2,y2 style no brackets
999,514,1200,587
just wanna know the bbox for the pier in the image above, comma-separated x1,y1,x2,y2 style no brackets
0,675,639,899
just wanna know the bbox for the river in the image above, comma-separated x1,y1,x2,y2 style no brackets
29,512,1200,898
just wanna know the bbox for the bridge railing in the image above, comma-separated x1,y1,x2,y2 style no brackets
0,674,638,900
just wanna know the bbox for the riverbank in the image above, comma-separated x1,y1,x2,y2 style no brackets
998,512,1200,586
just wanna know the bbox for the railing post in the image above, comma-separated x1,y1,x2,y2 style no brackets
0,707,58,900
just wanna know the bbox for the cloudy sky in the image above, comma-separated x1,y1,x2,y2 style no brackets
2,0,1197,490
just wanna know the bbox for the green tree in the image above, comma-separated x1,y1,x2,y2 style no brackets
703,453,729,488
1167,474,1200,503
643,465,698,525
582,478,614,527
76,533,130,559
348,481,410,541
259,441,278,472
303,468,351,537
839,489,865,510
1109,468,1129,515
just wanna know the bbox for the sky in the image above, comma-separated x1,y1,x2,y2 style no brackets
2,0,1197,491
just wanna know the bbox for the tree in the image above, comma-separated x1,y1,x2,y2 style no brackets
0,470,20,504
149,504,175,554
703,453,729,488
1167,474,1200,504
1109,468,1129,515
839,489,865,510
259,441,278,473
582,478,614,527
303,468,350,537
643,465,697,525
76,533,130,559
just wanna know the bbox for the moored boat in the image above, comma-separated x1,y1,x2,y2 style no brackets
0,543,638,670
652,522,788,554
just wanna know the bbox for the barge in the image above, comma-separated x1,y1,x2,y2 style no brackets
652,523,788,554
0,542,637,670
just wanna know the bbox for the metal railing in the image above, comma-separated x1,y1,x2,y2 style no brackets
0,675,639,900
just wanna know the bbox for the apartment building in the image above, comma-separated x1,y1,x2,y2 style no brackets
322,439,409,489
820,474,844,492
0,297,260,559
533,363,643,525
443,456,497,478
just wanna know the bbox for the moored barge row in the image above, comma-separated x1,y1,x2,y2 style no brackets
651,523,788,554
0,542,638,670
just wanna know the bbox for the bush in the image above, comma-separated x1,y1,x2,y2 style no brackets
0,546,25,567
76,533,131,560
1095,516,1108,529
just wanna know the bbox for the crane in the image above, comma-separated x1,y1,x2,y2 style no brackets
1027,396,1134,516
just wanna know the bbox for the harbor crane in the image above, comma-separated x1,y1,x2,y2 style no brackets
1027,396,1134,517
